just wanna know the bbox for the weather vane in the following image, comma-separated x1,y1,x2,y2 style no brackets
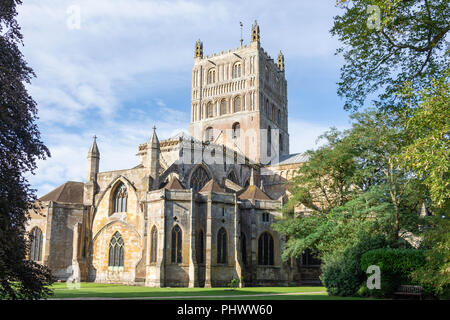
240,21,243,47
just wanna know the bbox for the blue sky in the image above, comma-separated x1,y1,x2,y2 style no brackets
17,0,352,197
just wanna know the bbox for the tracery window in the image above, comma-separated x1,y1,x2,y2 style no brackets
258,232,274,265
29,227,43,261
205,127,214,142
108,231,124,267
190,166,210,192
227,170,238,184
217,227,227,264
171,225,182,263
113,182,128,213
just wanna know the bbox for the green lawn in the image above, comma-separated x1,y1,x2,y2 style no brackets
48,283,367,300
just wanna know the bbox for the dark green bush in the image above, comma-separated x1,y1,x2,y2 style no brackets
320,235,397,296
360,248,426,297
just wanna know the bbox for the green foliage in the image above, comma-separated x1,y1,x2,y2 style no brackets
399,72,450,210
320,235,399,296
332,0,449,111
360,248,426,297
410,216,450,297
229,278,240,290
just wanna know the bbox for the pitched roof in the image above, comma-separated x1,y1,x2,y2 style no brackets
238,185,271,201
39,181,84,204
164,177,185,190
199,179,225,193
269,153,309,166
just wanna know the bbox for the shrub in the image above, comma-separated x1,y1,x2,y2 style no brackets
229,278,240,290
320,235,397,296
360,248,426,297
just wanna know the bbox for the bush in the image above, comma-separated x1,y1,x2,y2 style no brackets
360,248,426,297
320,235,397,296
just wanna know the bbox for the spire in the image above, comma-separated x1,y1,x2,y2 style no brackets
195,39,203,58
249,167,257,186
251,20,260,43
149,125,160,148
277,50,285,71
88,135,100,157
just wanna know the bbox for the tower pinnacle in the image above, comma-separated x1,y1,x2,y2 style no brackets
277,51,285,71
195,39,203,58
251,20,260,43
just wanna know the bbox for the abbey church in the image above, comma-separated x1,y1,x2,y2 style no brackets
27,22,321,287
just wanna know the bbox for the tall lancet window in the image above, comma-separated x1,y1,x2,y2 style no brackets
113,182,127,213
234,96,241,112
108,231,124,267
171,225,182,263
29,227,43,261
217,228,228,264
150,226,158,263
258,232,274,265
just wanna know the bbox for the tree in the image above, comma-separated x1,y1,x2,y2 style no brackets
273,110,425,261
332,0,449,112
0,0,53,299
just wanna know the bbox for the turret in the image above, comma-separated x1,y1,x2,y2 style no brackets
84,135,100,206
277,51,285,72
195,39,203,59
145,126,160,190
251,20,260,44
86,135,100,182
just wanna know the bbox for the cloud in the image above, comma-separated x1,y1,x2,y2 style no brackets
16,1,347,196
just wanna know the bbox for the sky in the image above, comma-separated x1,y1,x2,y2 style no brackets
16,0,353,197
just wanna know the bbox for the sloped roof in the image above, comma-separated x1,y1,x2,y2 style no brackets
238,185,271,201
270,153,309,166
39,181,84,204
164,177,185,190
199,179,226,193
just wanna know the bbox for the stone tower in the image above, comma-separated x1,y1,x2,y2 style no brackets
188,21,289,165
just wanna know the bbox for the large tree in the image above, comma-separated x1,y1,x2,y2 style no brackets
0,0,53,299
332,0,449,112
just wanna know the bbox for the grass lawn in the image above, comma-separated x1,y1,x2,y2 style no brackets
49,283,368,300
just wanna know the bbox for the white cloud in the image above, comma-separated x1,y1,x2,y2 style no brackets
17,1,346,196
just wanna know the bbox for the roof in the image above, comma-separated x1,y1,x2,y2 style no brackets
164,177,185,190
199,179,226,193
39,181,84,204
269,153,309,166
238,185,271,201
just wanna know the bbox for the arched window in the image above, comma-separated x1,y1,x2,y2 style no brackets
151,226,158,263
232,62,242,78
113,182,127,213
217,228,227,264
207,68,216,84
220,99,227,115
277,110,281,124
29,227,43,261
171,225,182,263
108,231,124,267
234,96,241,112
279,133,283,152
272,105,276,121
197,229,204,264
205,127,214,142
206,102,214,118
267,126,272,157
190,166,210,192
258,232,274,265
232,122,240,139
265,99,270,117
241,233,247,266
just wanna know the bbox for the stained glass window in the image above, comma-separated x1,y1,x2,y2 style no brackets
190,166,210,192
29,227,43,261
217,228,227,264
108,231,124,267
171,225,182,263
258,232,274,265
